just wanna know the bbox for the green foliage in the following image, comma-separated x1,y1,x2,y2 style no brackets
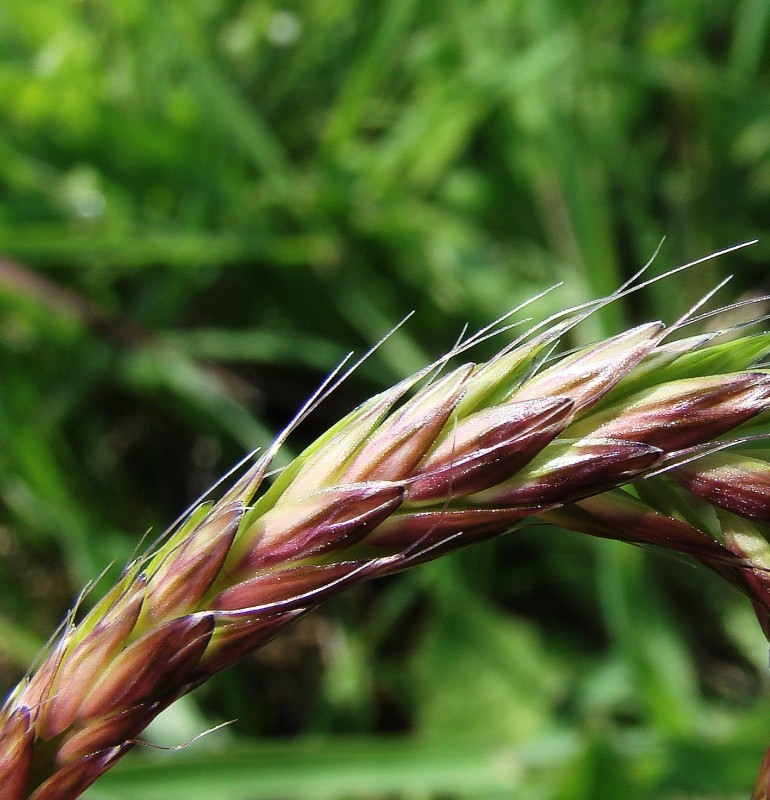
0,0,769,797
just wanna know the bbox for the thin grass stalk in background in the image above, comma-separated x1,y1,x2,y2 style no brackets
3,250,770,799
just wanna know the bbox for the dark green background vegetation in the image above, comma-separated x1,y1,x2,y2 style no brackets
1,2,770,797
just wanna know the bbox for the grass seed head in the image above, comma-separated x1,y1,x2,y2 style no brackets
5,257,770,798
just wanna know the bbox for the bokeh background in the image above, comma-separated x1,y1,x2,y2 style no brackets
1,2,770,798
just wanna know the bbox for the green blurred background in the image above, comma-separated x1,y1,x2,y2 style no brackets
1,1,770,797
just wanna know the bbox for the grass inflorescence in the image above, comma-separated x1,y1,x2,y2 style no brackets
3,250,770,798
